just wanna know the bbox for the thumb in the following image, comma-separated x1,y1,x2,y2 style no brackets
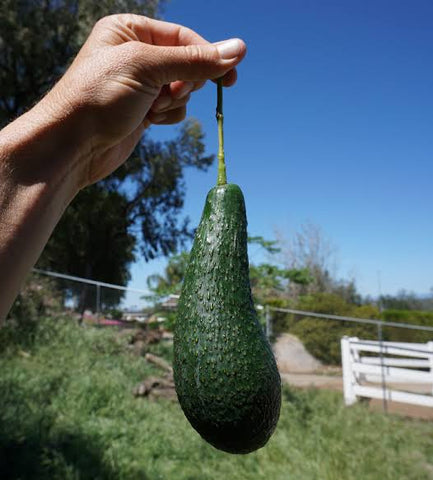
145,38,247,85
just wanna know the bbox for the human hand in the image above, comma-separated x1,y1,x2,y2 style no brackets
39,14,246,188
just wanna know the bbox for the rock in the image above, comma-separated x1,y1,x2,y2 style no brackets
273,333,321,373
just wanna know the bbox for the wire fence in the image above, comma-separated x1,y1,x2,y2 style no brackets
29,268,151,325
265,305,433,345
26,268,433,338
266,306,433,333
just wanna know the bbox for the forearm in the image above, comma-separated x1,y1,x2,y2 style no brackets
0,101,82,321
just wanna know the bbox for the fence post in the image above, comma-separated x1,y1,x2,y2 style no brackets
96,283,101,321
341,336,356,405
377,322,388,413
265,305,272,339
428,341,433,395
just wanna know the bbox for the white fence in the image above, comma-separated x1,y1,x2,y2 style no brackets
341,336,433,408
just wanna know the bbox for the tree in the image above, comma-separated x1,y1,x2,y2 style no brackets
0,0,163,128
38,119,213,310
101,119,214,261
276,223,336,295
146,236,313,313
1,1,217,311
39,186,136,312
379,289,433,311
249,264,311,305
276,222,361,302
146,251,190,304
247,236,281,255
246,235,311,303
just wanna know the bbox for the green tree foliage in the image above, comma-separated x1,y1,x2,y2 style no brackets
144,251,191,331
247,235,312,304
247,236,281,255
249,264,311,305
146,251,190,302
101,119,214,261
0,0,163,127
39,186,136,311
379,289,433,311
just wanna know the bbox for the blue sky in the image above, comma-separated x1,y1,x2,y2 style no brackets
125,0,433,306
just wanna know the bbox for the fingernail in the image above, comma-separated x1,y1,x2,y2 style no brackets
152,112,167,123
175,82,194,99
216,38,242,60
152,96,171,112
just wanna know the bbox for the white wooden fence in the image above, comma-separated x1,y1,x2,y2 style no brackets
341,336,433,408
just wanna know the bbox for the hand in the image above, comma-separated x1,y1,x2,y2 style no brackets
40,14,247,188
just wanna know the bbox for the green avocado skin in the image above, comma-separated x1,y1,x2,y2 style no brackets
173,183,281,454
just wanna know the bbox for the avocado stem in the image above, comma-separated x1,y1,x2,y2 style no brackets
216,78,227,185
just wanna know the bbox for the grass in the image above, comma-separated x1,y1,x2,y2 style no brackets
1,318,432,480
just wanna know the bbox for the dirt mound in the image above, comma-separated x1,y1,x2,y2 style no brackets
273,333,321,373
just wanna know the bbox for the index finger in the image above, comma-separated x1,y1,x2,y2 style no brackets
114,14,211,47
92,15,239,85
135,17,239,85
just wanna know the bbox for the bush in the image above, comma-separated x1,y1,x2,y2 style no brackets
292,318,376,364
6,275,62,335
281,293,380,364
381,309,433,343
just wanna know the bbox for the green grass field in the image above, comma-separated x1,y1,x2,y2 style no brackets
1,318,432,480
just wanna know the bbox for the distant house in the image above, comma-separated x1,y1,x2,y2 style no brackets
122,311,149,323
160,294,179,310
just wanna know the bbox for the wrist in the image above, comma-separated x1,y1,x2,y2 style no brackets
0,91,93,198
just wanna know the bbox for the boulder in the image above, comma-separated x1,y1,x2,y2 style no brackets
273,333,321,373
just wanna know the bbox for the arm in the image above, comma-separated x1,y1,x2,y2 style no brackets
0,100,81,320
0,14,246,320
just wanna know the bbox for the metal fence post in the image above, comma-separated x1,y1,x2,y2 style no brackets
96,283,101,320
265,305,272,339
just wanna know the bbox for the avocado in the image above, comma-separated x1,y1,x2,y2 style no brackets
173,183,281,454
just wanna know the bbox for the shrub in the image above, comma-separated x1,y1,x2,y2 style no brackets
283,293,379,364
292,318,376,364
7,275,62,322
381,309,433,343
